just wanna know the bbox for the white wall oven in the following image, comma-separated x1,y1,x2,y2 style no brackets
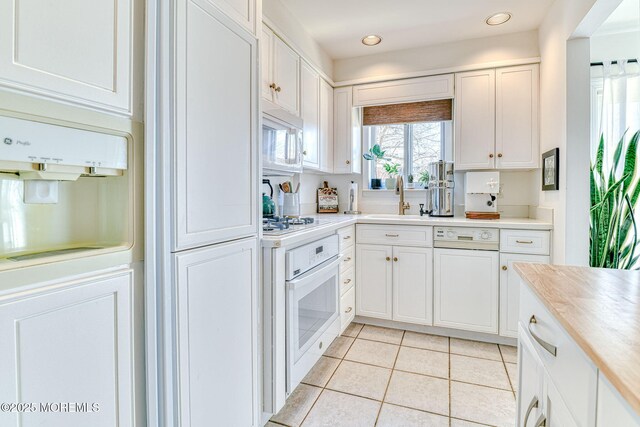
285,234,340,392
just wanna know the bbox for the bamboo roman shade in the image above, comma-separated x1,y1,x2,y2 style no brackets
362,99,452,126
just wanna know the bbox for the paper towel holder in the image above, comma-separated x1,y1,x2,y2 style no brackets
344,180,361,214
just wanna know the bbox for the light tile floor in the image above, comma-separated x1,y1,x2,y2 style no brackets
269,323,518,427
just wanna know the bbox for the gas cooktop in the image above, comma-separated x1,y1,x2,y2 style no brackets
262,216,320,236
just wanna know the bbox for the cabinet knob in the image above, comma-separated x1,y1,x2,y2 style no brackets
489,153,494,158
275,86,282,92
345,307,353,313
269,83,277,90
303,150,307,155
385,256,391,261
497,153,503,158
502,265,508,271
393,257,398,262
346,160,350,165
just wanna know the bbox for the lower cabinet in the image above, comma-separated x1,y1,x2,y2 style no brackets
499,253,549,338
433,248,499,334
174,238,258,427
356,244,432,324
0,269,134,427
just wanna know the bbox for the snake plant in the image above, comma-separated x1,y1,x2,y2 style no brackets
590,130,640,269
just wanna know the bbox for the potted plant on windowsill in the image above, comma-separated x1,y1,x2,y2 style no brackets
418,170,430,189
383,162,400,190
407,174,415,189
363,144,388,189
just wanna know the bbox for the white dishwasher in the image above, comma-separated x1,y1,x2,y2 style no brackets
433,227,500,334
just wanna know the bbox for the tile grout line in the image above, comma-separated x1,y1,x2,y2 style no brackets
373,329,405,426
497,345,516,395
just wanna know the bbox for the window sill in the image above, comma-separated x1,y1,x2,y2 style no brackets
362,188,427,193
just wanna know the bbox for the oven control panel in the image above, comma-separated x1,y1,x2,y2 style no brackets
285,234,339,280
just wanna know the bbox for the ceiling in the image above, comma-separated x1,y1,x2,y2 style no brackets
279,0,556,59
593,0,639,35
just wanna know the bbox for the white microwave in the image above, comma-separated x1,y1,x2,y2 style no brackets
262,114,303,175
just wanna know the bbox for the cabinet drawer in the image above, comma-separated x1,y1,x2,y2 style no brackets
519,283,598,426
341,245,355,273
501,230,550,255
356,224,433,247
340,267,354,295
338,225,355,251
340,285,356,330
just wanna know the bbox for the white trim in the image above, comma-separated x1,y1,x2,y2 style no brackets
334,57,542,87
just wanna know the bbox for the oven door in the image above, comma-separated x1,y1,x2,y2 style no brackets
286,255,340,391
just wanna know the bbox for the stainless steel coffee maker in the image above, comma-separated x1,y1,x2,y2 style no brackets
420,160,454,217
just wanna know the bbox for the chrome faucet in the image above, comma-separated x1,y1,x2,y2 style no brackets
396,176,410,215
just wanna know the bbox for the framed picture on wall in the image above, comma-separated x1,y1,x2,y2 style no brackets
542,148,559,191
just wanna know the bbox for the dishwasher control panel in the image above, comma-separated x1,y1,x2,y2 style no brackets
433,227,499,250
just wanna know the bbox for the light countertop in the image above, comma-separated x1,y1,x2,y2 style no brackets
514,263,640,415
261,214,552,248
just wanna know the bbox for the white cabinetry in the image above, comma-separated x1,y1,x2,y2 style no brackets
338,226,356,331
333,87,362,174
433,248,499,334
500,253,549,338
356,225,433,324
454,64,539,170
175,238,258,427
0,0,133,115
301,61,320,169
597,373,640,427
208,0,257,35
0,270,134,427
319,79,334,172
517,327,545,427
352,74,454,107
174,0,258,251
262,26,300,116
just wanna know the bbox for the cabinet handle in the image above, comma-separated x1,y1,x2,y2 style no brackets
344,257,352,262
489,153,494,158
534,413,546,427
345,307,353,313
346,160,350,165
269,83,277,90
393,257,398,262
497,153,503,158
523,396,539,427
303,150,307,155
528,315,557,356
319,341,323,350
343,279,352,284
343,235,351,240
502,265,508,271
385,257,391,261
385,234,399,237
275,86,282,92
516,240,534,244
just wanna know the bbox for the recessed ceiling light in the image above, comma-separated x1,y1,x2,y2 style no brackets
361,35,382,46
486,12,512,26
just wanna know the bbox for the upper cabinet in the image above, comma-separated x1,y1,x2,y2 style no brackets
454,64,539,170
319,79,334,173
173,0,259,251
262,26,300,116
207,0,257,36
333,87,362,174
353,75,454,107
301,61,320,170
0,0,134,116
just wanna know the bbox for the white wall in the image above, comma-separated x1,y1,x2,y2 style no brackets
262,0,333,78
537,0,622,264
591,30,640,61
333,30,540,83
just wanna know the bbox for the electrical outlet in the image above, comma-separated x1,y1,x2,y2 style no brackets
498,183,504,198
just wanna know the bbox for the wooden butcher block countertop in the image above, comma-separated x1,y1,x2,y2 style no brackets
514,263,640,414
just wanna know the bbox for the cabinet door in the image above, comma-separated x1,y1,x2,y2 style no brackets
0,270,133,427
175,238,258,427
208,0,256,35
301,61,320,169
261,26,275,101
333,87,362,174
0,0,132,115
433,248,499,333
273,37,300,115
500,253,549,338
543,373,579,427
174,0,258,251
518,329,545,427
496,64,539,169
356,244,392,319
392,246,433,325
454,70,496,170
319,79,334,173
597,372,640,427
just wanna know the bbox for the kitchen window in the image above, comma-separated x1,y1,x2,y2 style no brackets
362,99,453,188
364,121,452,187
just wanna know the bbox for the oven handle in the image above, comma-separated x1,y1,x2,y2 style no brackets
286,255,341,290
